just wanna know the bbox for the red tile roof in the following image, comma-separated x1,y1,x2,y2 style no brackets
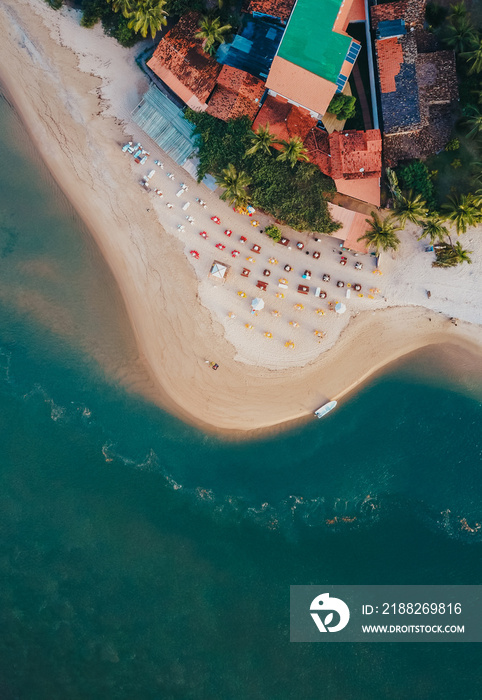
147,13,222,109
252,94,317,144
304,128,382,183
376,37,404,93
206,66,265,121
328,130,382,180
370,1,407,28
304,128,333,177
247,0,296,23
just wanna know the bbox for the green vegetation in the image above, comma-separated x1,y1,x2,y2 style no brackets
396,161,436,209
327,94,357,120
357,212,402,255
433,240,472,266
184,110,339,234
265,225,282,242
425,2,448,29
125,0,167,38
445,137,460,151
81,0,141,45
441,192,481,234
394,191,428,226
276,137,309,168
195,15,231,56
245,124,279,156
214,164,251,208
417,216,449,244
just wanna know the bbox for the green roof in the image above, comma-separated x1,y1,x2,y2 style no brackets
277,0,352,85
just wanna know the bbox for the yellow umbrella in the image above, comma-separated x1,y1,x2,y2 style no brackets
228,311,236,318
315,308,325,315
294,303,304,311
238,291,246,298
289,321,299,328
264,331,273,339
284,340,295,349
268,257,278,265
275,292,285,299
272,310,281,317
279,278,288,285
247,256,256,263
245,323,254,330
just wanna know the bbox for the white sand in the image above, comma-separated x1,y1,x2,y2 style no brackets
1,0,481,433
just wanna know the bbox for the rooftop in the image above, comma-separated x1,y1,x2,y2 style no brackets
252,94,317,142
206,66,266,121
329,130,382,180
265,0,361,115
277,0,354,84
147,13,222,109
217,14,284,80
247,0,296,23
328,202,371,254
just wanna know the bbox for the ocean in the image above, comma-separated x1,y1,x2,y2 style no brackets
0,89,481,699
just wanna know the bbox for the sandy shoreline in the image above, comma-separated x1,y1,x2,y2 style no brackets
1,0,482,435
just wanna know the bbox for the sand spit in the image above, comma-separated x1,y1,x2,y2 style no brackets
1,0,481,434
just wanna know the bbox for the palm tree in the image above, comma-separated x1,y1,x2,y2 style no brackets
417,216,449,243
195,16,231,56
433,241,472,267
276,137,309,168
126,0,167,39
461,37,482,74
443,17,477,53
453,240,473,264
357,212,402,255
245,124,279,156
386,167,401,201
215,164,251,208
441,193,480,234
107,0,134,15
394,191,428,226
464,105,482,138
449,1,467,21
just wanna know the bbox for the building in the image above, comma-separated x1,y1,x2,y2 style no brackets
206,65,266,121
252,93,318,144
371,0,458,165
265,0,364,118
147,13,222,111
247,0,296,24
305,128,382,205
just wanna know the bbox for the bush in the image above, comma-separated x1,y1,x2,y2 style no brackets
80,0,140,46
397,160,436,208
445,137,460,151
327,94,357,120
425,2,448,28
45,0,64,8
265,225,282,242
184,111,339,234
451,158,462,169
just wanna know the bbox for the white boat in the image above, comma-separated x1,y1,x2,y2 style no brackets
314,400,337,418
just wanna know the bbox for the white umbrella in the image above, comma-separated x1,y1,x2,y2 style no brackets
251,298,265,311
335,302,346,314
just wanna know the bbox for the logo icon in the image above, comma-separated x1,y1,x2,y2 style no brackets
310,593,350,633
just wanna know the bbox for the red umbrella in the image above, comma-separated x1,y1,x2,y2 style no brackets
211,216,221,224
190,250,199,259
224,229,233,237
199,231,208,239
216,243,226,250
231,250,240,258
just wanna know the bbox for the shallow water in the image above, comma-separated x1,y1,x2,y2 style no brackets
1,89,482,699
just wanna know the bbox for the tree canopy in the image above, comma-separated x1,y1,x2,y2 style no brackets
184,110,339,234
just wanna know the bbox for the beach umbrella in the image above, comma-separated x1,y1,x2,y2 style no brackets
264,332,273,339
335,302,346,314
251,298,265,311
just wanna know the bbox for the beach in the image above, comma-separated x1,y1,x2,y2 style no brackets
1,0,481,434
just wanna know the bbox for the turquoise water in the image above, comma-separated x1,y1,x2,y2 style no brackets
1,89,482,699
